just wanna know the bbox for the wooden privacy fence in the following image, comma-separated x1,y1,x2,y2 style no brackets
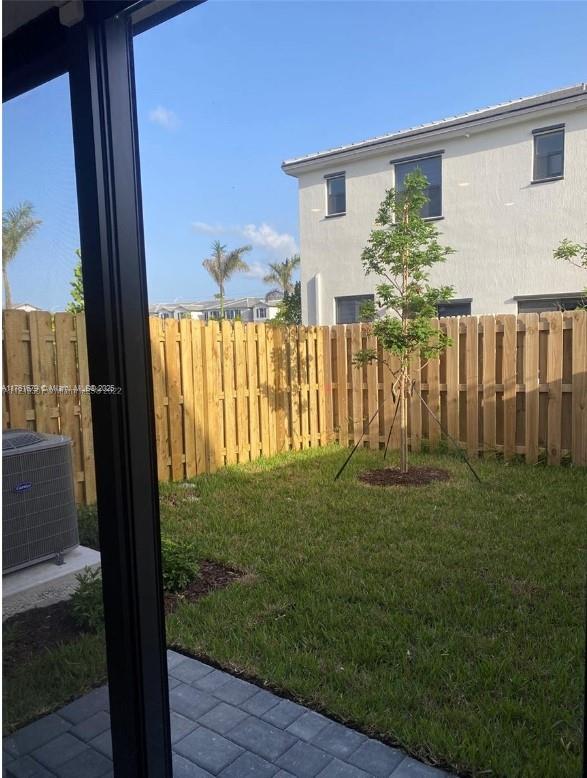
3,310,587,504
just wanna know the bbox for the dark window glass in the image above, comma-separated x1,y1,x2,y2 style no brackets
518,296,583,313
533,130,564,181
335,295,373,324
395,155,442,218
437,300,471,317
326,175,346,215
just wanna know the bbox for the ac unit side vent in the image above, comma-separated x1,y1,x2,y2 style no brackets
2,430,79,574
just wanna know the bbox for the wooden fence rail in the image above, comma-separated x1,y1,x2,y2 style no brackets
3,310,586,504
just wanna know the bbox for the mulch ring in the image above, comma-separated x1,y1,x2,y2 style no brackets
164,560,243,615
3,560,243,668
358,466,450,487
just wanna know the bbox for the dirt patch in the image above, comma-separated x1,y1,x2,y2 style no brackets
358,466,450,487
3,561,243,667
3,600,84,673
164,560,243,614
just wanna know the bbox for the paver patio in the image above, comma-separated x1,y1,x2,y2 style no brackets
3,651,455,777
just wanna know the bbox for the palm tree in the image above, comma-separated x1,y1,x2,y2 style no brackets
202,240,251,317
263,254,300,295
2,202,42,309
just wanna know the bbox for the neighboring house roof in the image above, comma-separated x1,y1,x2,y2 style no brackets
149,294,283,315
12,302,42,311
282,83,587,174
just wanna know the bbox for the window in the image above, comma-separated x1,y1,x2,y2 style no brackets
326,173,346,216
437,299,472,318
533,126,564,182
226,309,241,320
335,294,374,324
257,307,267,319
394,154,442,218
517,295,583,313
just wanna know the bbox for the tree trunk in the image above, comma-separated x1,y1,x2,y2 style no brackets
399,364,409,473
3,266,12,309
220,282,224,318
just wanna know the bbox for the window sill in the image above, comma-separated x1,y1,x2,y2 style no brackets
531,176,564,185
423,215,444,222
324,212,346,219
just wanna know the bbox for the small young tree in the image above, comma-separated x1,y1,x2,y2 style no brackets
354,170,455,473
274,280,302,325
553,238,586,304
66,249,85,314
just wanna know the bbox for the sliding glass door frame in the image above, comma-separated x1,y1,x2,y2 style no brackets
3,2,202,775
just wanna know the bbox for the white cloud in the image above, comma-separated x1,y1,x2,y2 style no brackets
192,221,298,259
244,261,268,281
149,106,180,130
241,223,298,257
192,221,224,235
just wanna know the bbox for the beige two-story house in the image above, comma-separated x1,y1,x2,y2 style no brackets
282,84,587,324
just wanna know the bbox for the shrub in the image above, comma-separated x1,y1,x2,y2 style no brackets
161,537,200,593
77,505,100,550
70,567,104,632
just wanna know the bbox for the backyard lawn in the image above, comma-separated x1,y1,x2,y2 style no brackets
3,446,585,777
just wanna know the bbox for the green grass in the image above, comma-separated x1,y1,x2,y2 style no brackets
3,447,585,777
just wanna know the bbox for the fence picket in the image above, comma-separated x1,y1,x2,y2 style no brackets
501,314,517,460
234,322,249,462
76,314,96,503
571,310,587,466
445,317,460,443
366,328,379,450
54,313,83,502
246,324,260,461
3,310,30,428
466,317,479,458
481,315,496,455
523,313,540,464
180,317,197,479
204,320,221,471
350,324,363,444
165,319,184,480
256,324,270,456
409,351,422,452
544,312,563,465
427,320,441,447
335,325,349,447
191,321,207,475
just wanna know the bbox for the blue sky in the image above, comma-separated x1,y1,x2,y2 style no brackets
3,0,587,310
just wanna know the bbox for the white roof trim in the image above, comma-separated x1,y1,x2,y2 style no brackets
282,84,587,175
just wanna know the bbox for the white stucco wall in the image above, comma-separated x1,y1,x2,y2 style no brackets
294,104,587,324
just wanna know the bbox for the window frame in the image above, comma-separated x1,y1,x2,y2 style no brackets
532,124,565,184
324,171,346,217
391,151,443,221
437,298,472,318
335,294,374,324
516,293,583,313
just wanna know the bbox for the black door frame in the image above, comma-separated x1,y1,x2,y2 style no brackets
3,2,201,776
68,11,172,777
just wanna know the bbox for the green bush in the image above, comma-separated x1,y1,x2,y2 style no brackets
161,537,200,593
77,505,100,550
70,567,104,632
